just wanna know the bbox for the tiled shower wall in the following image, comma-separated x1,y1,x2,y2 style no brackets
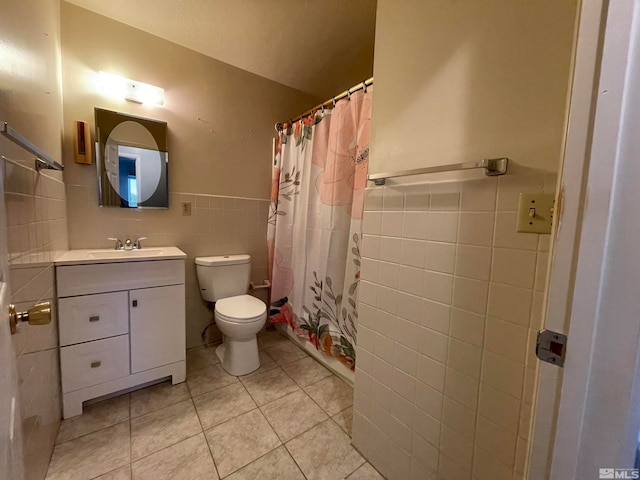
352,171,554,480
5,162,68,480
66,183,270,348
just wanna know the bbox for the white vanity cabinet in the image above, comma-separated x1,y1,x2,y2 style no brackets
55,249,187,418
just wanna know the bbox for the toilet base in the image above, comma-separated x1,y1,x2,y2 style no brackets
216,336,261,376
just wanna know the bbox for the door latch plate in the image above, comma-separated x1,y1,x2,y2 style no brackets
536,329,567,367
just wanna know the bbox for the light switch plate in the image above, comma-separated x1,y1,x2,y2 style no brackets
516,193,554,233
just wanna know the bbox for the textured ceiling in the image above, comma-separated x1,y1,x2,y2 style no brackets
64,0,377,100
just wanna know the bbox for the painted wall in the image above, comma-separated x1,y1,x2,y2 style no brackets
0,0,68,478
60,3,320,347
352,1,577,480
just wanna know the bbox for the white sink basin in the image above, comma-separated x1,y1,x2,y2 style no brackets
55,246,186,265
87,248,166,259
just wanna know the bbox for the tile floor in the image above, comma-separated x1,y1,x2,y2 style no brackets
45,330,384,480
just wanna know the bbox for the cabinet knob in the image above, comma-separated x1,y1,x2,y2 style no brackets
89,315,100,322
132,300,138,307
90,361,101,368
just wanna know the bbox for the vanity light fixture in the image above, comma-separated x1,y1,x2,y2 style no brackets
98,71,165,106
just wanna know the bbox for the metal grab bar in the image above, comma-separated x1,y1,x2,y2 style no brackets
1,122,64,171
367,158,508,185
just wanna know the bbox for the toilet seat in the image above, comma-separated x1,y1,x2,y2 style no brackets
215,295,266,323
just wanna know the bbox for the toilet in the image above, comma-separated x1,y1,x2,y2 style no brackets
195,254,267,376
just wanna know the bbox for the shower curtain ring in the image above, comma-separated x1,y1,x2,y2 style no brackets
321,104,325,113
363,80,368,93
347,90,351,101
332,97,337,107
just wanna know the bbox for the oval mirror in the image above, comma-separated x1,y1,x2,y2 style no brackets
95,108,169,208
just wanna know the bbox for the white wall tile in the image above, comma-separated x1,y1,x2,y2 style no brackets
494,212,539,250
392,367,417,401
444,367,479,411
415,381,443,420
394,343,419,376
429,182,461,211
400,239,427,268
380,236,402,263
473,446,513,480
478,382,521,433
475,415,517,467
491,248,537,289
389,415,413,453
404,185,430,211
422,299,451,334
535,251,549,291
361,258,379,283
442,397,476,442
450,308,485,347
423,270,453,304
460,178,497,212
440,425,474,471
487,283,532,327
417,355,446,392
496,174,545,212
363,211,382,235
458,212,495,247
413,406,441,447
425,241,456,274
395,318,421,351
419,327,449,363
384,187,406,211
365,188,384,211
455,244,492,281
396,292,423,323
452,276,488,315
391,391,415,427
382,211,404,237
481,351,524,399
426,212,458,243
447,339,482,380
373,356,394,386
362,234,381,259
439,452,472,480
485,317,528,364
398,265,424,296
411,432,439,474
402,212,429,239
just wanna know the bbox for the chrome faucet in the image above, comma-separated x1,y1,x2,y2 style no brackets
133,237,147,250
124,238,133,250
108,237,124,250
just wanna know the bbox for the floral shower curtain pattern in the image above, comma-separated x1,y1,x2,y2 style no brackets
267,88,373,370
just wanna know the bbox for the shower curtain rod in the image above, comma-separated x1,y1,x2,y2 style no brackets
277,77,374,130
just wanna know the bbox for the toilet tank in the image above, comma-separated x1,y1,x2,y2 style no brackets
195,254,251,302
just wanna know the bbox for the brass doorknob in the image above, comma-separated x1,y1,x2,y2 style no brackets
9,302,52,335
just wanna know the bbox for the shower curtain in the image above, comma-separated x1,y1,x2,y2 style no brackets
267,87,373,371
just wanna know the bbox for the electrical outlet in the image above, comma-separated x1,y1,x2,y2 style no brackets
181,201,192,216
516,193,554,233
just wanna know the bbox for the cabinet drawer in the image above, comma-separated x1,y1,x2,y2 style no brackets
60,335,130,393
59,292,129,346
56,260,185,297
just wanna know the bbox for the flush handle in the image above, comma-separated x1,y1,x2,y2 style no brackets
90,361,101,368
89,315,100,322
132,300,138,307
9,302,52,335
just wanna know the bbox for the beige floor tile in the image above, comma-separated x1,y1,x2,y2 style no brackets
346,462,385,480
95,465,131,480
56,394,130,444
241,367,300,406
186,345,220,374
281,356,333,387
332,407,353,436
265,340,308,366
130,399,202,460
304,376,354,416
130,381,190,418
193,382,256,430
285,419,364,480
261,390,328,442
187,364,238,397
257,330,290,349
225,446,305,480
46,422,130,480
131,433,218,480
204,409,281,478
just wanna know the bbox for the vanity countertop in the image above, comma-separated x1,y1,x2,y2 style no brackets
55,246,187,266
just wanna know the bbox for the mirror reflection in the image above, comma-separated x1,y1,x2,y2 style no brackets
95,108,169,208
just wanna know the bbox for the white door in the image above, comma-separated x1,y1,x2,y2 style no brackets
529,0,640,478
0,162,24,479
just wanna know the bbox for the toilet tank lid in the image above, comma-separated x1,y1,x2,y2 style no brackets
195,254,250,266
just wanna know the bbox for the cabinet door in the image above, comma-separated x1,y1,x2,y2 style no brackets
130,285,185,373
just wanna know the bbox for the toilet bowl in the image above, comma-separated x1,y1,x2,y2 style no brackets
214,294,266,376
195,254,267,376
